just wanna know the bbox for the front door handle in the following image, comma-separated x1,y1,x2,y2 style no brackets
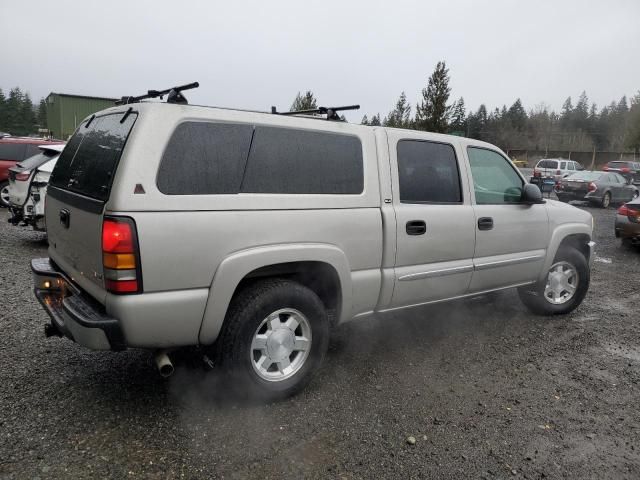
406,220,426,235
478,217,493,231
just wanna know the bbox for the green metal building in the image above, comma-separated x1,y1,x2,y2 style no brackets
46,93,116,139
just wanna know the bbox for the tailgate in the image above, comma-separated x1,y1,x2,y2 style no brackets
46,111,137,303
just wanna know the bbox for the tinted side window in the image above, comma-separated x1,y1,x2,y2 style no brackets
397,140,461,203
468,147,524,204
560,161,567,169
241,127,363,194
0,143,27,161
50,113,137,201
567,162,575,170
25,144,42,157
538,160,557,169
157,122,254,195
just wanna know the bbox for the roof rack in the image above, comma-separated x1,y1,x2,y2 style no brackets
115,82,199,105
271,104,360,121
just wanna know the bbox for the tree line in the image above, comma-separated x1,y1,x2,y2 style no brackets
0,87,47,136
296,61,640,155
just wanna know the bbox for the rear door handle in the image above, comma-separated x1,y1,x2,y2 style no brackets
406,220,426,235
477,217,493,231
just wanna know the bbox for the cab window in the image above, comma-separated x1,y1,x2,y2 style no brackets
467,147,523,204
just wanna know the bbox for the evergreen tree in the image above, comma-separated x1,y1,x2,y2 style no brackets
415,61,451,133
507,98,527,131
19,92,36,136
383,91,412,129
449,97,466,133
626,92,640,154
573,91,590,131
369,114,381,126
290,91,318,111
6,88,23,134
0,88,6,131
37,98,47,128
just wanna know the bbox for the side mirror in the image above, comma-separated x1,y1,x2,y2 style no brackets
521,183,544,204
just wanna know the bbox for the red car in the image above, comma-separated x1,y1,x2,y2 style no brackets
0,137,65,207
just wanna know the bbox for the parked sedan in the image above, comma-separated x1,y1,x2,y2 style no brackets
615,197,640,246
555,171,639,208
604,160,640,185
7,144,65,230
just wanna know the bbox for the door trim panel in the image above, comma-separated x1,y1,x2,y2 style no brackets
474,252,545,271
398,264,473,281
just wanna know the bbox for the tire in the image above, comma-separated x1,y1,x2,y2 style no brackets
0,181,10,208
217,278,330,400
518,246,589,316
601,192,611,208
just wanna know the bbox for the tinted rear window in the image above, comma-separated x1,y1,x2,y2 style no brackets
0,143,27,161
567,172,603,181
608,161,631,167
50,113,137,201
537,160,558,168
157,122,364,195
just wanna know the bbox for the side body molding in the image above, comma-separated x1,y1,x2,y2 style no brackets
198,243,352,345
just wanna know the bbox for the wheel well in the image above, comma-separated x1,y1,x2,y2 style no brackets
558,234,591,262
235,261,342,325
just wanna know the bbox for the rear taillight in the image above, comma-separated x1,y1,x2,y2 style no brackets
556,169,561,175
15,171,31,181
618,204,640,222
588,182,597,192
102,217,142,294
533,168,540,177
621,167,630,173
603,166,609,171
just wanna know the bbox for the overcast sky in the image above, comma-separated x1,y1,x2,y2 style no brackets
1,0,638,121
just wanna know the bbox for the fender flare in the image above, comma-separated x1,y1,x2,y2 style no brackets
538,223,592,282
198,243,352,345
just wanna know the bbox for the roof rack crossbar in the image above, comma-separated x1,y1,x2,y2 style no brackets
115,82,199,105
271,104,360,121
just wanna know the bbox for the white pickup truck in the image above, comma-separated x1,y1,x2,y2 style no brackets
33,100,594,399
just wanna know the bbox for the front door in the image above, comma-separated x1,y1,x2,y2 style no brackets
387,132,476,309
465,147,549,292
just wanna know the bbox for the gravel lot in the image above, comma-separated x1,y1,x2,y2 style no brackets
1,204,639,479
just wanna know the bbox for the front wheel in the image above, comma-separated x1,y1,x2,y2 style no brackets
601,192,611,208
217,278,330,400
518,246,589,316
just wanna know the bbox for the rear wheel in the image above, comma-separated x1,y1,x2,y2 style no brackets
601,192,611,208
0,181,10,208
518,246,589,316
217,278,329,400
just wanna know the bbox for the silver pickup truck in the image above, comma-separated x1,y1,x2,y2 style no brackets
32,101,594,399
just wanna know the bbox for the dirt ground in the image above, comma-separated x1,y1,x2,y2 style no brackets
1,203,639,479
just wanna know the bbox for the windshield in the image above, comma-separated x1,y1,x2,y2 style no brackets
566,171,603,181
15,151,57,170
607,161,630,167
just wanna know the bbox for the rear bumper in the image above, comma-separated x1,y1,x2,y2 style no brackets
615,215,640,241
32,258,126,351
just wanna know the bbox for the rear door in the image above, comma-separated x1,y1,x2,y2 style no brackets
387,131,475,308
46,112,137,302
466,147,548,292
